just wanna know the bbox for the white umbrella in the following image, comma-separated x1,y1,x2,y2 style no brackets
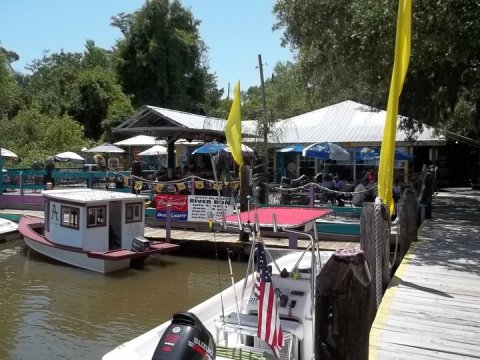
54,151,85,163
223,144,254,153
138,145,168,156
1,148,18,159
114,135,157,146
84,143,126,153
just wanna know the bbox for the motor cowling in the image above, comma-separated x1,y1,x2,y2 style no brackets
152,312,216,360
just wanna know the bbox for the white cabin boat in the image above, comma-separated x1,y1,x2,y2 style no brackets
103,209,334,360
0,218,19,242
19,189,179,273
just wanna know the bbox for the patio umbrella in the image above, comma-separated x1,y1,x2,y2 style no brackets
355,147,414,161
192,141,227,155
114,135,157,147
138,145,168,156
223,144,254,154
1,148,18,159
84,143,126,153
276,144,304,153
302,142,350,161
54,151,85,163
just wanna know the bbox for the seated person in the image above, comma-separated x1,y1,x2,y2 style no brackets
155,166,168,181
321,173,336,205
334,175,348,206
352,178,369,207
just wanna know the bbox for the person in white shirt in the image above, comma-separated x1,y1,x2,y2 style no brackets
352,178,369,207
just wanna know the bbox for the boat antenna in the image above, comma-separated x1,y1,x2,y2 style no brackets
227,248,242,329
213,231,226,320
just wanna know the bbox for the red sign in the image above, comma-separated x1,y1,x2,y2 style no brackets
155,194,188,221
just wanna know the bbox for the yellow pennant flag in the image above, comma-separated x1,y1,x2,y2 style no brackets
378,0,412,215
224,81,244,167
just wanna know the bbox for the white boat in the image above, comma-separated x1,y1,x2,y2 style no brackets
18,189,179,273
103,216,333,359
0,218,19,242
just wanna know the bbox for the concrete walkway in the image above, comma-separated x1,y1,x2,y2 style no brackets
370,188,480,359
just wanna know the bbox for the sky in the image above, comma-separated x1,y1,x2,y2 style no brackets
0,0,295,95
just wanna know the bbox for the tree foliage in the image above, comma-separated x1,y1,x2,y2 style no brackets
273,0,480,137
0,107,87,167
0,47,21,118
112,0,220,113
21,41,133,140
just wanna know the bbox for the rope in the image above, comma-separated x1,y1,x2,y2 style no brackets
373,200,384,308
274,181,377,197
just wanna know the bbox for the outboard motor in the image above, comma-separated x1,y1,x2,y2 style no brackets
152,312,216,360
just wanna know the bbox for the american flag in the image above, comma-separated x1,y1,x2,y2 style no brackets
254,243,284,358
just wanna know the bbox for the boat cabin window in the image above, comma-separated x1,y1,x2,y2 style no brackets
60,205,80,230
87,206,106,228
125,202,142,223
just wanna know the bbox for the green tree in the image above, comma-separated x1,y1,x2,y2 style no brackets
112,0,220,113
0,47,21,118
273,0,480,137
21,42,133,140
0,107,87,167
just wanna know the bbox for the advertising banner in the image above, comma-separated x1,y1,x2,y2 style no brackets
154,194,235,222
155,194,188,221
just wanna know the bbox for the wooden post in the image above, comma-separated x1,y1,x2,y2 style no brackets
315,249,372,360
239,164,250,242
360,202,390,316
165,202,171,243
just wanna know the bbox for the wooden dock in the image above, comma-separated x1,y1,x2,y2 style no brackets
370,188,480,359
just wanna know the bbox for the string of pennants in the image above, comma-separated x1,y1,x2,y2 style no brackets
123,175,240,193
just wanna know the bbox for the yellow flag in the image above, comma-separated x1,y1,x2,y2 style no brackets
225,81,244,167
378,0,411,215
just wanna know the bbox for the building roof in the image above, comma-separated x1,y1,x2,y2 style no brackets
113,100,445,147
271,100,445,146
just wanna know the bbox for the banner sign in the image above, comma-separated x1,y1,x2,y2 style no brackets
155,194,188,221
154,194,235,222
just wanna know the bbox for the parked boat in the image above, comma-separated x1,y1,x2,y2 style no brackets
0,218,19,242
103,213,334,359
19,189,179,273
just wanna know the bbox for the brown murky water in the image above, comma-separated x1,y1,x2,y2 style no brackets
0,239,247,359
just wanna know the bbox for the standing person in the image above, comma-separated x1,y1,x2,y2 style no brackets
130,154,146,194
286,158,297,178
366,167,377,184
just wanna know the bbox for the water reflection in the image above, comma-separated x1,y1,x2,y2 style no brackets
0,240,247,359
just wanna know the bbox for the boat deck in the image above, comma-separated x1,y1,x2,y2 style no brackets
370,188,480,359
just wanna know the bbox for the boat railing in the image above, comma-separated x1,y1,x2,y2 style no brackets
215,312,300,360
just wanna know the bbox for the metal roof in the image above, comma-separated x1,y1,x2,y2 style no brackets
271,100,445,146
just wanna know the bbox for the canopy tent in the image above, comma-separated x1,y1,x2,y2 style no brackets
54,151,85,163
0,148,19,159
138,145,168,156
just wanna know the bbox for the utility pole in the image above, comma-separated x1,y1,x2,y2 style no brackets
258,54,269,204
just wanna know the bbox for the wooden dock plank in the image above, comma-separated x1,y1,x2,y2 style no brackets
370,189,480,359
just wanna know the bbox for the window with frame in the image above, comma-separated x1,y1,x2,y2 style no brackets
126,202,142,223
87,206,106,228
61,206,79,229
